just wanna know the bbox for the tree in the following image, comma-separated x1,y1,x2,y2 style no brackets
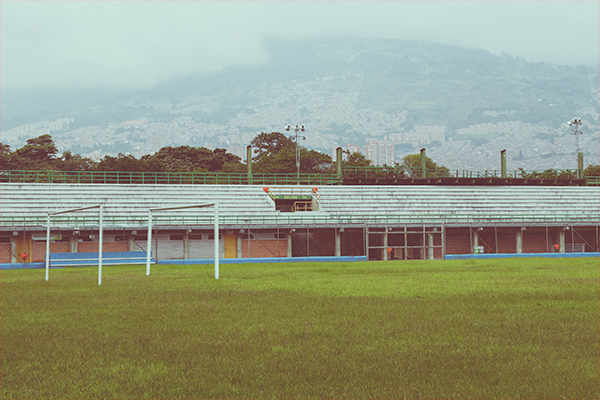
250,132,332,174
1,143,14,170
142,146,243,172
96,153,164,173
301,149,333,173
144,146,213,172
250,132,294,164
60,150,96,171
584,164,599,177
342,150,371,168
14,134,59,170
210,148,243,172
402,154,449,177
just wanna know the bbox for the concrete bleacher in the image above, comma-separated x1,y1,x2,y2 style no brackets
0,183,278,219
1,183,599,228
317,185,600,224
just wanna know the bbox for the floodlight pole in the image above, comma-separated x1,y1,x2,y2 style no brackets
286,125,305,185
146,209,153,276
569,118,583,154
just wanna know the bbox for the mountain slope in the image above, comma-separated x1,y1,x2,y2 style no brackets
1,37,598,171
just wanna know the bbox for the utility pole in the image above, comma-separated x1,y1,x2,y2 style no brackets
286,125,305,185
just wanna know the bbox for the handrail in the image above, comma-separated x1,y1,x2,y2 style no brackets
1,169,593,184
585,176,600,186
3,212,598,228
341,166,582,179
0,170,342,186
290,202,314,212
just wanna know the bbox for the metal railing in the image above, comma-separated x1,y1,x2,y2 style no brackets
1,169,595,185
585,176,600,186
2,212,598,228
341,166,583,180
0,170,342,186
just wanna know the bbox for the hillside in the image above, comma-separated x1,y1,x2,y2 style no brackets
1,37,598,171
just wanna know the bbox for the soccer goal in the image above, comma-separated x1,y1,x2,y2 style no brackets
147,203,220,279
45,205,105,284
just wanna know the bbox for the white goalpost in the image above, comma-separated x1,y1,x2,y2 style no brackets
46,204,104,284
44,203,220,285
146,202,220,279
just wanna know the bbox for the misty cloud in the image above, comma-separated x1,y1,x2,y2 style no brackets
1,1,598,90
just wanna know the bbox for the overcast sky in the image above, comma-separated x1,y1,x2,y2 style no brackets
2,1,598,90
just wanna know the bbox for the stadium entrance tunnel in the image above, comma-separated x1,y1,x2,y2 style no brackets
274,198,316,212
264,187,320,212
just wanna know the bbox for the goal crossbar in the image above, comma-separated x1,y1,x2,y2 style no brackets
147,203,220,279
46,204,104,285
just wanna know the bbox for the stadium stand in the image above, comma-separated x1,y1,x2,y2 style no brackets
1,183,598,264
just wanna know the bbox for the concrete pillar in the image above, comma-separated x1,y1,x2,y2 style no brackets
183,230,189,259
577,152,584,179
246,145,253,185
559,230,565,253
428,233,434,260
516,229,523,253
128,234,135,252
501,149,507,178
335,228,342,257
10,237,17,263
472,230,479,253
420,148,427,178
287,231,293,258
383,231,388,261
70,234,78,253
237,234,243,258
336,147,343,176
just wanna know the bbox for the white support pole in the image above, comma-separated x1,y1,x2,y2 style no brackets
214,202,219,280
98,205,103,286
146,210,153,276
45,214,51,281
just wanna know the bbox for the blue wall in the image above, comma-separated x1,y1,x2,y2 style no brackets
158,256,368,265
445,252,600,260
1,255,367,270
3,254,595,270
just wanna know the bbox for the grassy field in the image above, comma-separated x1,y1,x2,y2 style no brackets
1,258,598,399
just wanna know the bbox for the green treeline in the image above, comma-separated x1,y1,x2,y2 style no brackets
0,133,338,174
2,133,598,177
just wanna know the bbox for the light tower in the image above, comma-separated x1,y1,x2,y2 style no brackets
568,118,583,153
286,125,305,184
568,118,583,178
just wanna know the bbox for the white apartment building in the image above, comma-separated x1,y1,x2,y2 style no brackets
366,141,394,166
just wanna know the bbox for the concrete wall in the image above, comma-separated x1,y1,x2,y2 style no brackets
241,239,287,258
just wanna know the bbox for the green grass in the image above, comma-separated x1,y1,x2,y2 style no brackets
2,258,598,399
